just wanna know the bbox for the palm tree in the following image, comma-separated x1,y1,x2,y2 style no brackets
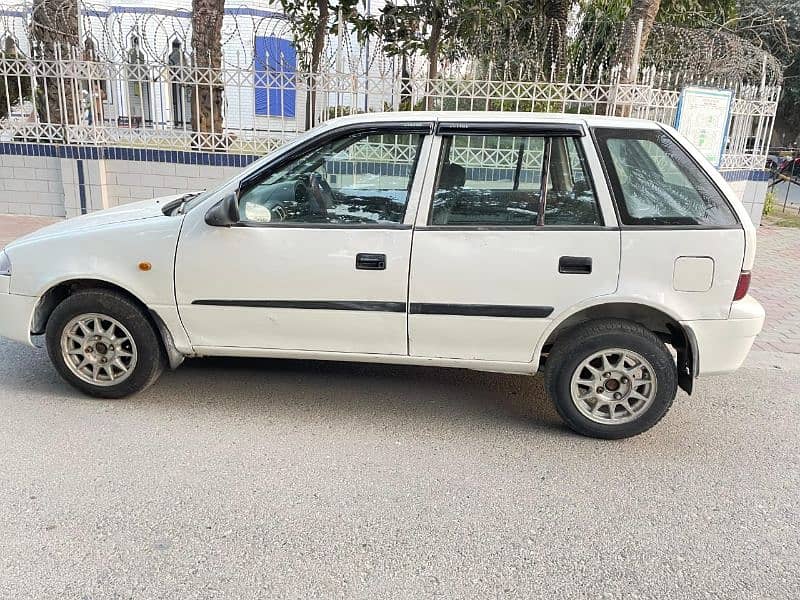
191,0,225,149
615,0,662,82
30,0,79,127
543,0,570,76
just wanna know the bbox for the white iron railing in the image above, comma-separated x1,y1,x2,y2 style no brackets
0,50,781,171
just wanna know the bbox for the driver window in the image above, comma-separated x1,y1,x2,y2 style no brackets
238,130,424,225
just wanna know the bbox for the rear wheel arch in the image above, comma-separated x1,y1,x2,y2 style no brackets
539,301,696,394
544,318,679,439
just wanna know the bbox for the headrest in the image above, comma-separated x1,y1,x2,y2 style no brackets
439,163,466,189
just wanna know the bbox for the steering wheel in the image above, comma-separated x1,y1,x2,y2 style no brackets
308,173,334,219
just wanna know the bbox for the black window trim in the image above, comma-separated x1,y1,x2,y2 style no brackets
426,129,607,229
231,121,433,229
415,225,620,232
231,222,414,231
589,124,742,230
436,122,585,137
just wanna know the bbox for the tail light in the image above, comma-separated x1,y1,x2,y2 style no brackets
733,271,751,301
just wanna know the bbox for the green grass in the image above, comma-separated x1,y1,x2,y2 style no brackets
764,210,800,229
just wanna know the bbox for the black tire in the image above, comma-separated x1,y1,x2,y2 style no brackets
45,289,166,399
545,319,678,439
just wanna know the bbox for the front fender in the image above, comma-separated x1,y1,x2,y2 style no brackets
6,217,181,305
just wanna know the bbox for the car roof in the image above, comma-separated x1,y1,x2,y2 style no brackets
320,111,662,131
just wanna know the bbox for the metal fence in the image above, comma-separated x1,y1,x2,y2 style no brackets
0,51,781,169
0,1,782,172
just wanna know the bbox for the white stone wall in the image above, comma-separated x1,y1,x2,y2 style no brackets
102,161,239,209
0,154,67,217
61,159,113,218
724,173,768,227
0,150,773,223
741,180,768,227
0,151,242,218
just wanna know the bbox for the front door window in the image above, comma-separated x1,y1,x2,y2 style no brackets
238,131,424,225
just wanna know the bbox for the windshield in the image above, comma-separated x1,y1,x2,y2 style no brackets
180,128,325,213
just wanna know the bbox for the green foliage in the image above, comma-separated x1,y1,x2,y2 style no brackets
278,0,325,71
279,0,790,124
763,190,776,216
352,0,470,71
359,3,424,60
657,0,737,26
734,2,800,140
570,0,628,80
279,0,364,71
777,55,800,137
324,105,365,119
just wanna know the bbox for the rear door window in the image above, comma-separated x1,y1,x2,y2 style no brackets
592,127,738,226
429,133,601,226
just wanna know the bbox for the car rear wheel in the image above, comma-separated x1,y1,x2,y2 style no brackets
545,319,678,439
45,289,165,398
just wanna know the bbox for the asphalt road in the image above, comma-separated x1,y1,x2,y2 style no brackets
0,338,798,599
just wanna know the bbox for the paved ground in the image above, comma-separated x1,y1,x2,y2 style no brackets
751,225,800,355
0,215,799,598
0,341,798,599
0,215,60,248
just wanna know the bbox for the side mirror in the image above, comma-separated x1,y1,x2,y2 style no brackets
205,191,240,227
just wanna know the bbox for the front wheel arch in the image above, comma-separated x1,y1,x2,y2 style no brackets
31,279,183,368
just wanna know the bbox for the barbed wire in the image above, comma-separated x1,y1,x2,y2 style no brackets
0,0,784,86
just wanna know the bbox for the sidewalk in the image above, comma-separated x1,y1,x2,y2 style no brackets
0,214,798,355
0,215,60,248
751,224,800,355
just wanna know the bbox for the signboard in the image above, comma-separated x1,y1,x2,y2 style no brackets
674,86,734,167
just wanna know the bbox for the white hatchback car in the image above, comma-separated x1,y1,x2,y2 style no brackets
0,112,765,438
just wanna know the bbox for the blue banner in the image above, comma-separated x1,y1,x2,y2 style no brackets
254,37,296,118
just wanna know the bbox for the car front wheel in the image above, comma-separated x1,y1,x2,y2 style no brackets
545,319,678,439
45,289,166,398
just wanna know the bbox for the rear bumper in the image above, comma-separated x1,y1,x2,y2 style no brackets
0,277,36,346
682,295,765,376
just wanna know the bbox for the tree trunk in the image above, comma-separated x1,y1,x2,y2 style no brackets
425,6,443,110
191,0,225,150
543,0,570,79
30,0,79,130
615,0,661,83
305,0,329,129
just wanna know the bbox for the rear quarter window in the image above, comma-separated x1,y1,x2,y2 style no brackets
592,127,738,227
